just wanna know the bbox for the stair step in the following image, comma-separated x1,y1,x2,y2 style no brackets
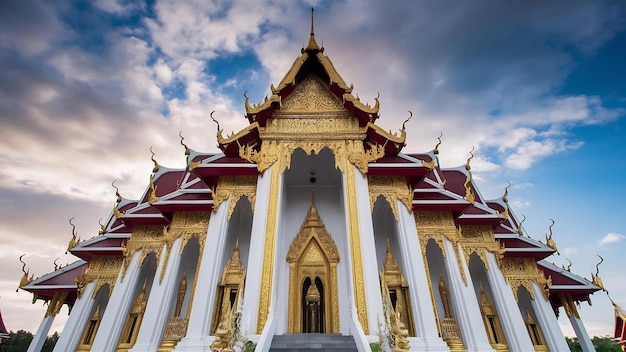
269,334,359,351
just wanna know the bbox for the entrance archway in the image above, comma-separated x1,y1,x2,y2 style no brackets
286,199,339,333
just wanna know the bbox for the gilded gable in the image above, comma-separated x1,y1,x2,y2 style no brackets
280,75,346,113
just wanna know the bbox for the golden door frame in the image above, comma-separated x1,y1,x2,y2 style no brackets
286,201,340,333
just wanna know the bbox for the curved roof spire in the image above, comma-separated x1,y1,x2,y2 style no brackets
305,8,320,52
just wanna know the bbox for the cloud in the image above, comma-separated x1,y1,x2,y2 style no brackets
599,233,625,246
563,247,579,255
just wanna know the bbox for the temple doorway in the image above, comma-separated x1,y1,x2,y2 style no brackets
286,199,340,333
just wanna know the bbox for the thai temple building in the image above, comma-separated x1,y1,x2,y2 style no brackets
0,303,8,341
19,13,606,352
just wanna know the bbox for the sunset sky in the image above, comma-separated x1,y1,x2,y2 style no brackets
1,0,625,338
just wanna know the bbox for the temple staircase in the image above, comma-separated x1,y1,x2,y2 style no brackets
268,333,359,351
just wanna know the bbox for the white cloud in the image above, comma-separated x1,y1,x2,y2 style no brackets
599,233,625,246
563,247,579,255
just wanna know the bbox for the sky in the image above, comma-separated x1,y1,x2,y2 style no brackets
0,0,625,340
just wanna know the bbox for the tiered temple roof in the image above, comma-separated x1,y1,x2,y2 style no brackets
18,10,600,321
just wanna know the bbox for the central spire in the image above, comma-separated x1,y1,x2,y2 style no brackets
305,8,320,52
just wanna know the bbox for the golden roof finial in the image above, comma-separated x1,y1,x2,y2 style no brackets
17,254,33,291
465,146,474,171
112,180,122,203
545,218,559,255
179,130,190,157
66,217,80,254
54,258,60,271
98,218,105,235
401,111,412,133
503,181,511,203
434,132,443,155
150,146,159,173
563,258,572,272
591,255,606,292
305,8,320,52
517,214,526,236
149,174,159,205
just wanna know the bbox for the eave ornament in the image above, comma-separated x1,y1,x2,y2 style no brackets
544,218,559,255
464,147,475,204
112,180,125,218
17,254,33,291
591,255,606,292
66,217,81,254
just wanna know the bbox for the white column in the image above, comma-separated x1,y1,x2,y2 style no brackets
174,198,231,351
241,167,273,336
530,283,570,352
485,252,534,352
27,314,55,352
130,238,183,351
569,311,596,352
442,240,494,352
53,282,96,352
353,169,384,335
398,202,449,352
91,250,143,352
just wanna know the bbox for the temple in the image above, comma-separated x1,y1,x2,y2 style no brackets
19,11,604,352
0,302,8,341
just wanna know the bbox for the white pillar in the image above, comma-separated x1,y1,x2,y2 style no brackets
91,250,143,352
241,167,273,336
530,283,570,352
353,168,384,335
27,314,55,352
398,203,449,352
53,282,96,352
174,198,231,351
569,311,596,352
130,238,183,351
485,252,534,352
441,240,494,352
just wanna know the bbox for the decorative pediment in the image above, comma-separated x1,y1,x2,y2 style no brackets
280,75,347,113
286,199,339,263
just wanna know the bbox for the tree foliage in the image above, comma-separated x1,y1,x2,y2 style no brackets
0,330,58,352
567,335,622,352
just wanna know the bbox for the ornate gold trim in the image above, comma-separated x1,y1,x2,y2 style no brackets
286,199,340,333
500,257,551,301
345,163,369,333
368,175,413,221
212,175,257,220
78,256,124,299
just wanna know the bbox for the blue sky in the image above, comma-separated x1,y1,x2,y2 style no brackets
0,0,624,338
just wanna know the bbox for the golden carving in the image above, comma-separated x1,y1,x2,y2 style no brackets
66,218,80,253
122,225,165,276
280,75,346,112
44,291,69,318
368,175,413,221
415,212,467,283
286,199,340,333
525,310,548,350
239,140,278,173
381,273,410,351
212,242,246,336
212,175,257,220
559,294,580,319
158,212,210,282
381,241,415,336
17,255,33,290
459,225,504,274
78,256,124,299
544,219,559,255
500,257,550,301
438,276,465,351
591,255,606,291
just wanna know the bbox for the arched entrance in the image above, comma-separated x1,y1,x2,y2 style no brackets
286,198,340,333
